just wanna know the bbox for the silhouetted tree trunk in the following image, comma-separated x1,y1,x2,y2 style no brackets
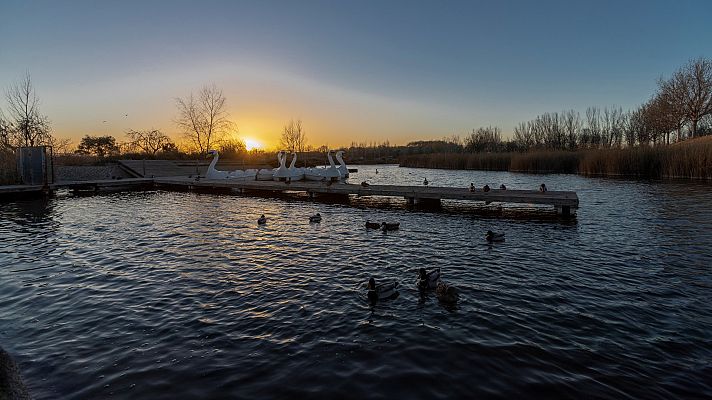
280,119,307,153
175,84,233,154
4,73,52,148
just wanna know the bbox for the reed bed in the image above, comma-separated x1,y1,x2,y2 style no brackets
400,139,712,180
510,151,581,174
400,153,511,171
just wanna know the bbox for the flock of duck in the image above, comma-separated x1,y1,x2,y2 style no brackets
367,266,459,305
205,149,350,182
255,210,504,307
229,156,532,307
366,229,505,305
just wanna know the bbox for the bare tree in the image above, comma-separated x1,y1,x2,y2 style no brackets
657,77,688,142
464,126,502,152
682,58,712,137
561,110,581,150
4,73,52,148
601,106,624,147
513,121,534,150
175,84,233,154
280,119,307,152
126,129,174,156
585,107,601,148
45,135,73,155
0,111,12,150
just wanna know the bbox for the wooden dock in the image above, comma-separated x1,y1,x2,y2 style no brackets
0,178,154,197
1,176,579,215
52,178,154,192
154,176,579,215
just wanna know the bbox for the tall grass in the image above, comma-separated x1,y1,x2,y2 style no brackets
400,153,511,170
660,139,712,179
400,139,712,180
510,151,581,174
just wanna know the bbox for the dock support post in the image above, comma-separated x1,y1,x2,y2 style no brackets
308,192,314,200
556,205,571,217
406,197,415,205
416,198,441,207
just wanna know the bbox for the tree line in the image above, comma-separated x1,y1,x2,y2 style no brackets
2,57,710,161
508,58,712,151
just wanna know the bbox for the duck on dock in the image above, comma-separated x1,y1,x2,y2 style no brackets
257,214,267,225
423,178,429,186
483,184,490,192
435,281,459,304
485,230,505,242
361,181,370,187
365,220,381,229
309,213,322,223
469,183,475,192
500,184,507,190
539,183,547,193
367,277,399,302
381,222,400,231
416,267,441,290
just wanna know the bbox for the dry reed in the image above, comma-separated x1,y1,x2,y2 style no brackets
400,139,712,180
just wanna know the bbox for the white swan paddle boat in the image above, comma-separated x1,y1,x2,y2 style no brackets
335,150,349,180
273,151,304,182
272,150,290,181
304,150,341,182
205,150,230,179
286,152,305,181
205,150,257,181
257,151,283,181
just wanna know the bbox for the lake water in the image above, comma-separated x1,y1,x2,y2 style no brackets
1,165,711,399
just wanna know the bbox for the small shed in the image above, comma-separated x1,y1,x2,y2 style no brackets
16,146,53,186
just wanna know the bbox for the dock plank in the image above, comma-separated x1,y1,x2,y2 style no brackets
0,184,45,194
154,177,579,208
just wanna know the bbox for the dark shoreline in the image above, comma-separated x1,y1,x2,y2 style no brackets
0,347,30,400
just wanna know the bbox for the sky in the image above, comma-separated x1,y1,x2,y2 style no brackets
1,0,711,149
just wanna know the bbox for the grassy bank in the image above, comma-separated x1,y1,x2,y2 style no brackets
400,138,712,180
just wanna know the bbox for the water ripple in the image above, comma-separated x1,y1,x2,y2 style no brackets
1,166,712,399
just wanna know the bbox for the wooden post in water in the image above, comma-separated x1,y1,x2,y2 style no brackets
556,205,572,217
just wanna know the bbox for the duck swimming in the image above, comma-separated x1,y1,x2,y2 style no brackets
257,214,267,225
435,281,459,304
365,220,381,229
367,277,399,302
485,230,505,242
500,184,507,190
309,213,322,223
416,267,441,290
381,222,400,231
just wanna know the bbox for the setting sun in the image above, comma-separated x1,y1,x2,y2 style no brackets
244,138,262,151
